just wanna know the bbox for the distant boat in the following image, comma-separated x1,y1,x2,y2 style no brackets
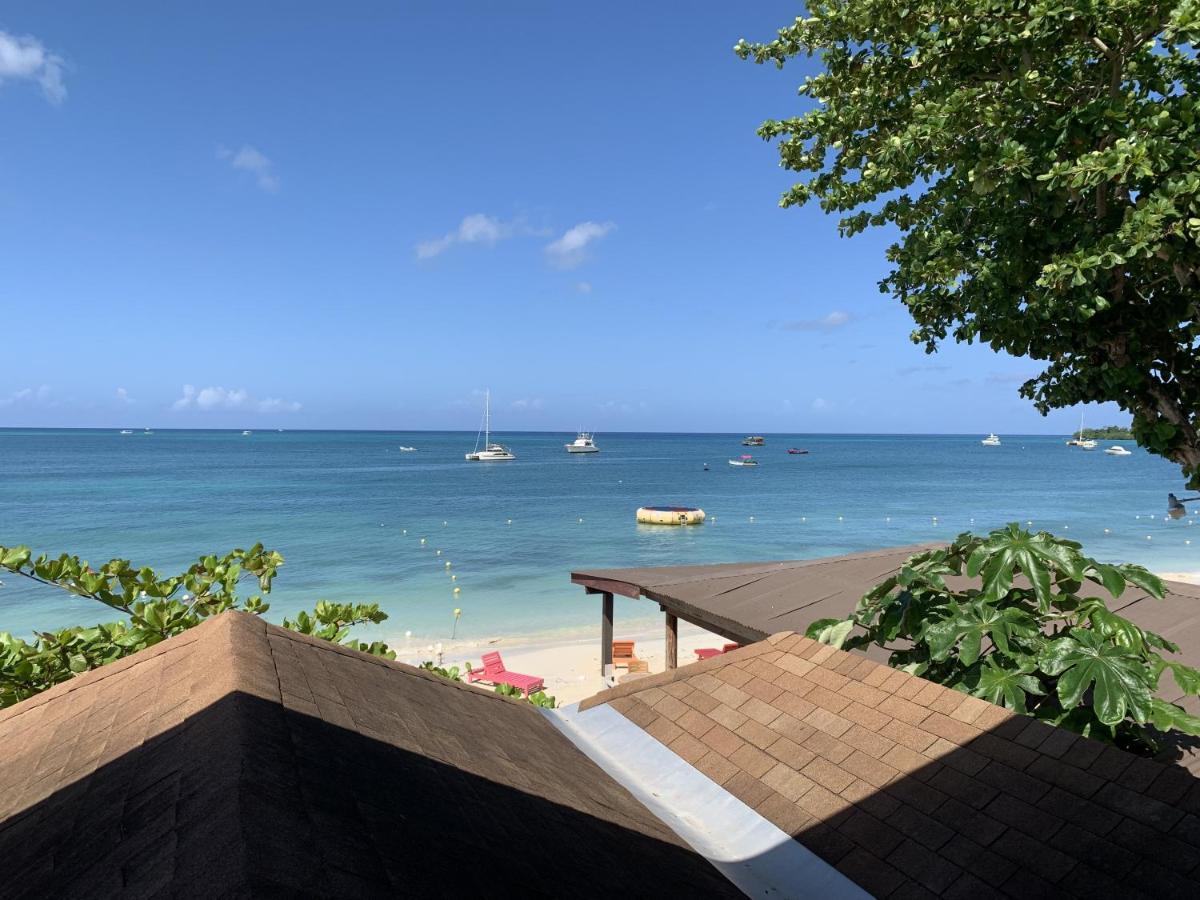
1079,439,1098,451
729,454,759,467
742,435,765,446
565,432,599,454
981,433,1001,446
398,446,418,452
242,430,253,436
1067,410,1091,447
465,390,515,461
786,448,809,455
119,429,133,435
142,429,153,435
1104,444,1130,456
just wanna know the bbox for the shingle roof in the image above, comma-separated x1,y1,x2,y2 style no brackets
0,611,738,898
581,632,1200,899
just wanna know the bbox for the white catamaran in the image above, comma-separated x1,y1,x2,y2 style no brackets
465,390,515,461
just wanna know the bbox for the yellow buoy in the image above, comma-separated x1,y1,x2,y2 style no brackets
420,538,426,544
635,506,705,526
453,586,461,594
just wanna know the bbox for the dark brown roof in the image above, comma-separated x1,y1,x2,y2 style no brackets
581,632,1200,898
0,612,738,898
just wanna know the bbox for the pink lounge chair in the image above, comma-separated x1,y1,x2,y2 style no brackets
694,642,741,661
466,651,545,697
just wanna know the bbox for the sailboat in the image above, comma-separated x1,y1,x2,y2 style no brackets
1067,411,1096,449
465,390,515,461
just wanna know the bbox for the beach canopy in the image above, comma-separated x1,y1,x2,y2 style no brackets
0,611,737,897
571,543,1200,758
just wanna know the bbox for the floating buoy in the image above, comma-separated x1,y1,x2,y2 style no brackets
801,517,806,522
1104,528,1111,534
885,517,891,523
442,521,447,526
445,561,451,568
436,549,442,556
453,586,461,594
578,517,583,523
1136,515,1141,520
838,516,844,521
750,516,755,522
636,506,705,525
402,529,407,535
451,574,456,581
405,630,412,639
1026,520,1033,526
1186,540,1192,546
420,538,426,544
507,519,512,525
1147,535,1153,540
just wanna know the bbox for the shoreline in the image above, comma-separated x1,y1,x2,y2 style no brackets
388,567,1200,706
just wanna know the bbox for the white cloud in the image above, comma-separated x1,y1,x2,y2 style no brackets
115,387,133,404
545,221,615,269
897,364,950,376
986,372,1034,385
0,30,66,104
779,311,854,332
217,145,279,192
510,397,543,412
575,281,593,294
0,384,51,407
416,214,517,260
172,384,300,413
812,397,830,411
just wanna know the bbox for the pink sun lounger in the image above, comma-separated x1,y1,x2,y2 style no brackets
694,642,741,661
466,651,545,697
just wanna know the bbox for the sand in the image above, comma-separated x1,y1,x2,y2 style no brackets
393,620,730,706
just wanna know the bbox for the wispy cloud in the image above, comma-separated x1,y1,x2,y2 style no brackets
576,281,593,294
217,145,279,192
172,385,300,413
897,364,951,376
0,384,52,407
115,387,134,404
545,221,615,269
777,311,854,332
812,397,831,411
0,30,66,104
986,372,1034,385
510,397,544,412
416,214,520,260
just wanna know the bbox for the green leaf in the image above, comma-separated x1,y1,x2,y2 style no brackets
1040,630,1155,725
924,601,1041,666
971,656,1045,714
805,617,855,649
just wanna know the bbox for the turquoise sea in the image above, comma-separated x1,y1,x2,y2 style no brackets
2,429,1196,644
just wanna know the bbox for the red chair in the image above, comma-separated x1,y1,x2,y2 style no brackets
694,642,741,660
466,651,545,696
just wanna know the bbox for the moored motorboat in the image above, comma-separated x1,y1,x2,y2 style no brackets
565,432,599,453
742,435,765,446
1104,445,1132,456
398,446,418,452
786,448,809,455
981,433,1001,446
1079,439,1097,451
119,429,133,435
729,454,759,467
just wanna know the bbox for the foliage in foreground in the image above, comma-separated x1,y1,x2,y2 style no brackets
0,543,393,708
737,2,1200,485
806,525,1200,753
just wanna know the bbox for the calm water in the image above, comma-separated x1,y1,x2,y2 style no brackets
1,429,1195,643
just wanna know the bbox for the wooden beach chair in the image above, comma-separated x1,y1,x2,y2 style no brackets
611,640,643,671
465,651,545,697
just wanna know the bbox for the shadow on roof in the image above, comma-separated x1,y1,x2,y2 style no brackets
0,690,740,897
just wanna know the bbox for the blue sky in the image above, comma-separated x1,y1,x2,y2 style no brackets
1,2,1123,433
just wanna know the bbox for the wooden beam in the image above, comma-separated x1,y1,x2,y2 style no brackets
601,591,614,677
665,611,678,670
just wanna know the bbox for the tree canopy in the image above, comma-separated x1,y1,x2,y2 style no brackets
737,2,1200,483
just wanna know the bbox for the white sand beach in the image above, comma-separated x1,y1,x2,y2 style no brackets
395,620,729,706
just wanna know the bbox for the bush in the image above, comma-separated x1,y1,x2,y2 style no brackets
0,543,393,708
806,525,1200,753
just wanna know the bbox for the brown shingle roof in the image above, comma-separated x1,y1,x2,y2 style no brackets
0,612,738,898
583,632,1200,898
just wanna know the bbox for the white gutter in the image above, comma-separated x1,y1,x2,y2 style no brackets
549,703,871,900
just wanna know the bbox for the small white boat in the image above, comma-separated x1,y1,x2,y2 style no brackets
119,429,133,435
398,446,418,452
1079,439,1097,451
465,390,515,461
729,454,759,467
242,430,253,436
565,432,599,454
1104,445,1132,456
142,429,153,435
981,433,1001,446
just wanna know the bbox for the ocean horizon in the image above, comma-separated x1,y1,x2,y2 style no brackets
3,428,1195,646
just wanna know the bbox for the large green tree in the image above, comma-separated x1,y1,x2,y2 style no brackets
737,2,1200,482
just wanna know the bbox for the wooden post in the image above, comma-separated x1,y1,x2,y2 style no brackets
665,611,678,670
601,592,614,677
